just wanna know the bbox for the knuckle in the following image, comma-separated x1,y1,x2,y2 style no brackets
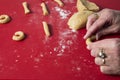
112,26,120,33
110,38,120,54
112,38,120,47
102,8,111,12
88,28,93,33
101,8,114,17
102,8,112,13
88,14,94,20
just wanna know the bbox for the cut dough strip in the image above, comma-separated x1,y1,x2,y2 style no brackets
86,36,96,45
0,14,11,24
54,0,64,7
22,2,31,14
41,2,49,16
42,21,51,37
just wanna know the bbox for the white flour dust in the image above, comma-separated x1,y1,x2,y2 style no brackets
54,29,78,56
64,0,75,3
54,7,71,19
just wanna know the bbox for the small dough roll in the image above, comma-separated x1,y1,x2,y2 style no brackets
22,2,31,14
86,36,96,45
67,11,94,30
12,31,25,41
77,0,99,12
42,21,51,37
41,2,49,16
54,0,64,7
0,14,11,24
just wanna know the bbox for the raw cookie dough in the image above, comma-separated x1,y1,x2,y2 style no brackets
42,21,51,37
77,0,99,12
67,0,99,30
12,31,25,41
67,11,94,30
86,36,96,45
41,2,49,16
0,14,11,24
22,2,31,14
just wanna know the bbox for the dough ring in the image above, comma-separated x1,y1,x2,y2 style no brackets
86,36,96,45
0,14,11,24
12,31,25,41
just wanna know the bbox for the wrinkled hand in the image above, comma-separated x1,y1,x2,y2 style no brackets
87,38,120,75
84,8,120,39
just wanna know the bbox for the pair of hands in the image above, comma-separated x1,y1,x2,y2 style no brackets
84,8,120,75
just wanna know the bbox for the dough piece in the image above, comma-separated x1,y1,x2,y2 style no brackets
67,11,94,30
12,31,25,41
0,14,11,24
77,0,99,12
41,2,49,16
77,0,88,11
42,21,51,37
54,0,64,7
86,36,95,45
22,2,31,14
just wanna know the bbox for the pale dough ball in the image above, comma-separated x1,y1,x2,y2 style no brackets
67,11,94,30
86,36,96,45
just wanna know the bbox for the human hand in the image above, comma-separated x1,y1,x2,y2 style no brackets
87,38,120,75
84,8,120,39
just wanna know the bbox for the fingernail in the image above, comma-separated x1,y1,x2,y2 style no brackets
83,35,87,39
87,46,90,50
83,36,85,39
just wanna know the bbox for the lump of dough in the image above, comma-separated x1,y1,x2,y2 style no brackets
77,0,99,12
67,11,94,30
86,36,95,45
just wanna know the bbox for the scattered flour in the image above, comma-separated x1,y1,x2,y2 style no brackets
34,65,39,68
54,7,71,19
64,0,75,3
54,29,78,56
40,53,44,57
15,59,19,63
34,57,40,63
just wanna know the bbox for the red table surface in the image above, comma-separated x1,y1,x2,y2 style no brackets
0,0,120,80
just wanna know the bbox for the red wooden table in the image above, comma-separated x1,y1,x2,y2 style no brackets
0,0,120,80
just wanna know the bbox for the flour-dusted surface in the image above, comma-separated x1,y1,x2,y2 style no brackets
0,0,120,80
54,6,71,19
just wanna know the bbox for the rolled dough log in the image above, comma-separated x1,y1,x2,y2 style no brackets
67,11,94,30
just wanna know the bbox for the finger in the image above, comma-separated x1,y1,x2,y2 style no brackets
91,49,99,57
86,13,99,30
96,25,118,39
84,17,107,39
95,57,108,66
88,39,111,50
100,66,112,74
